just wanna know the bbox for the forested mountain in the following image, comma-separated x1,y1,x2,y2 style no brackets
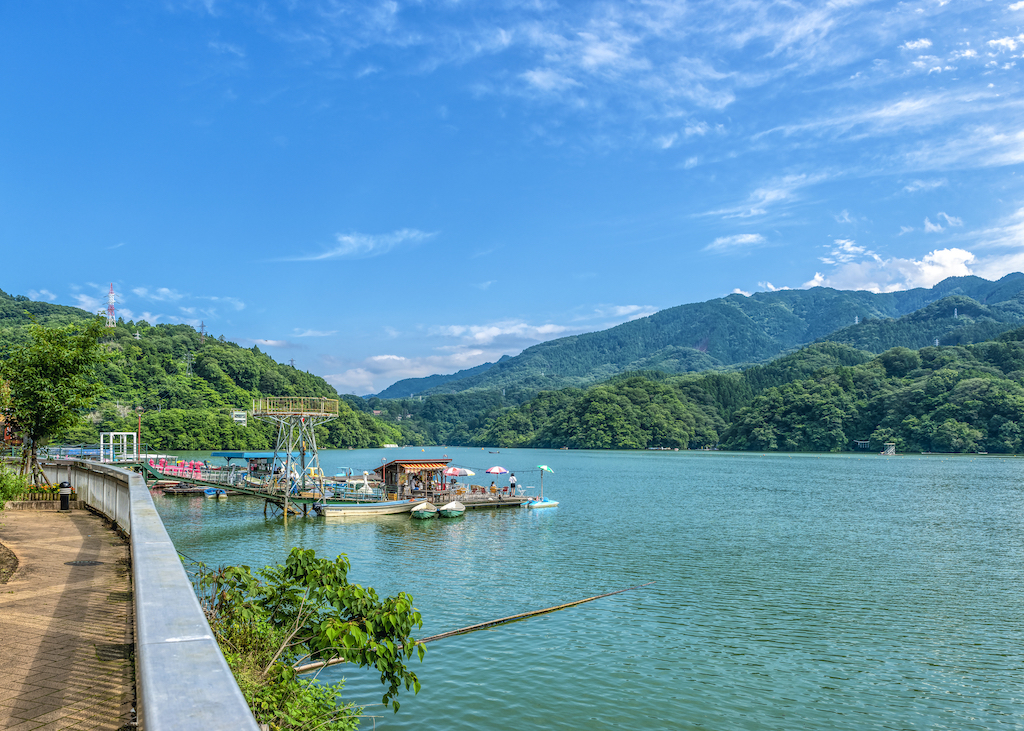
373,357,506,399
817,294,1024,352
470,332,1024,454
405,274,1024,398
0,289,402,450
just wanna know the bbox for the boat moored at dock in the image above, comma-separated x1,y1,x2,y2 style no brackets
313,498,418,517
411,501,439,519
438,501,465,518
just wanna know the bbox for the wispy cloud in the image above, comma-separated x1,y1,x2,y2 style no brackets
904,178,947,193
703,233,767,252
703,173,828,219
294,329,337,337
292,229,436,261
28,289,57,301
209,40,245,57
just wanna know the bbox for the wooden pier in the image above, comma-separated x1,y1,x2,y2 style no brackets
134,462,530,513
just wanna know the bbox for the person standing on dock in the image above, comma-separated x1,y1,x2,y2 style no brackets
509,473,517,496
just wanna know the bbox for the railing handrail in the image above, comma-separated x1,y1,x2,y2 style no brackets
38,459,260,731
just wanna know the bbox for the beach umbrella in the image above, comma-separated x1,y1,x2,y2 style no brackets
444,467,476,477
537,465,553,500
485,466,508,474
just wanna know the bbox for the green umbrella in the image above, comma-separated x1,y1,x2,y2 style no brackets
537,465,553,500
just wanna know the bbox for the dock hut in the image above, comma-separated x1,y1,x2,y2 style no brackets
375,458,451,499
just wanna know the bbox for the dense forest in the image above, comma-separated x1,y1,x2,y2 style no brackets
0,289,402,450
467,331,1024,453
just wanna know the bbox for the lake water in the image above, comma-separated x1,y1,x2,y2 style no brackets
153,447,1024,730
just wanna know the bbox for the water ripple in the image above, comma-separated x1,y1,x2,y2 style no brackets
157,449,1024,730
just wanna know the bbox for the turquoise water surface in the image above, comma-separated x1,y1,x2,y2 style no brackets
153,447,1024,730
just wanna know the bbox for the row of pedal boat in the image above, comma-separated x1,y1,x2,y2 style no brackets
411,501,465,519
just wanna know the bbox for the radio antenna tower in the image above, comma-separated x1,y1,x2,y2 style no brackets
106,284,116,328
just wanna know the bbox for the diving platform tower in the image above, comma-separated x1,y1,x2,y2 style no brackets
252,397,339,506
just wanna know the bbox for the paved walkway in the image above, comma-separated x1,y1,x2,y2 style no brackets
0,510,134,731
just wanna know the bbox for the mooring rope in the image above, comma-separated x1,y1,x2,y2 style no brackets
293,581,654,674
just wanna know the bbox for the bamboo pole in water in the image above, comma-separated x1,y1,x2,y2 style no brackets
293,581,655,674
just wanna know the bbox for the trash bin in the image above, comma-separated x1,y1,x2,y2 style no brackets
59,481,72,512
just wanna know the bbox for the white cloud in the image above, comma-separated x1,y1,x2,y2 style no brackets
1010,1,1024,10
200,295,245,311
704,233,767,252
253,339,291,348
804,247,976,292
28,289,57,301
732,288,751,296
294,229,435,261
72,294,102,313
923,216,944,233
323,349,493,395
988,35,1024,52
901,38,933,51
685,122,710,137
939,212,963,227
435,320,571,345
819,238,868,265
834,209,853,224
133,287,185,301
899,225,914,235
758,281,790,292
904,178,947,193
588,304,658,321
294,329,337,337
521,68,580,92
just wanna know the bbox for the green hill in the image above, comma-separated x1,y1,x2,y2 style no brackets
0,289,403,451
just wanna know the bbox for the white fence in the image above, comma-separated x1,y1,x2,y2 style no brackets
39,460,260,731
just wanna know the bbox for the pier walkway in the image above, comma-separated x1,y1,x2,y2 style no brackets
0,510,134,731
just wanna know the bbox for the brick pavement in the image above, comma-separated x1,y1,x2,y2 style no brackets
0,510,134,731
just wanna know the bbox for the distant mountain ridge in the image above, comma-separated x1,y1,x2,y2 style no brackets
372,356,508,399
381,274,1024,399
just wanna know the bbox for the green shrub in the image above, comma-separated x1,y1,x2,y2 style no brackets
0,464,29,508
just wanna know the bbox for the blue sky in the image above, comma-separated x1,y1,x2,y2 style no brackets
2,0,1023,394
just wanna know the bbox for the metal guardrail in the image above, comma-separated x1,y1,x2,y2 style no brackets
38,459,260,731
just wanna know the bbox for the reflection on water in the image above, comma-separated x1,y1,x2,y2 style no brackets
156,448,1024,730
